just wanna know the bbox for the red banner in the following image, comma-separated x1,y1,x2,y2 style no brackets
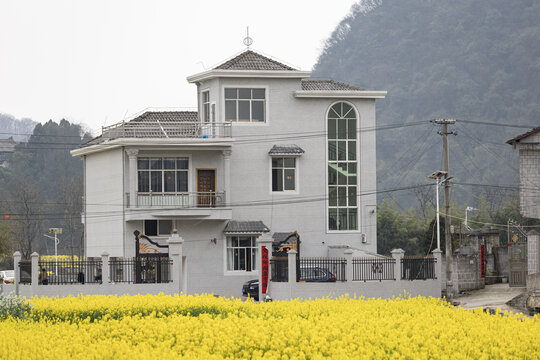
261,246,269,294
480,244,485,278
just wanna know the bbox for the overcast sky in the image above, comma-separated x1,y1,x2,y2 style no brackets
0,0,358,134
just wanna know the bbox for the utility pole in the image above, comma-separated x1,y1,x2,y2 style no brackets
434,119,457,301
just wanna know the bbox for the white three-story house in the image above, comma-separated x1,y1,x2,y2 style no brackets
71,49,386,296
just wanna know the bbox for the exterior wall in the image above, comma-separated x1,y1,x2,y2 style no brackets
125,220,257,297
528,231,540,275
198,77,378,256
518,138,540,219
269,279,440,301
453,253,485,292
3,283,178,298
85,148,125,257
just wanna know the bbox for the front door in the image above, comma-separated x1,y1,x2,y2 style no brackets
509,242,527,287
197,169,216,207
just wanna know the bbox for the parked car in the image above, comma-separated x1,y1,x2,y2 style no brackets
242,279,259,300
242,267,337,301
0,270,15,284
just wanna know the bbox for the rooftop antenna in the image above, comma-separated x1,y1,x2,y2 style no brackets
243,26,253,49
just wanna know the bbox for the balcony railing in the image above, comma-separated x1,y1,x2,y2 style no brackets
102,121,232,139
136,191,225,208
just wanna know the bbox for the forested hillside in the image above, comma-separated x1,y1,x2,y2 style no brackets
0,119,92,261
0,113,36,141
314,0,539,207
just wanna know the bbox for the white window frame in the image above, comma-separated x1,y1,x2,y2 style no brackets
137,157,190,194
202,90,210,122
143,219,174,237
224,234,259,275
222,85,269,125
326,101,361,233
269,155,299,194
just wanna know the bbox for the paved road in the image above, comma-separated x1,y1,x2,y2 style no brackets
455,283,527,314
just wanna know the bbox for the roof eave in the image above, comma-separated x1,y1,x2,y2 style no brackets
187,70,312,83
294,90,387,99
71,138,235,157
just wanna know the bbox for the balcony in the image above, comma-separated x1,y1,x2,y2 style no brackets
135,191,225,208
125,191,231,221
102,120,232,140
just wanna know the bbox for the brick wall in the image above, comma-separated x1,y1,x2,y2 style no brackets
519,147,540,219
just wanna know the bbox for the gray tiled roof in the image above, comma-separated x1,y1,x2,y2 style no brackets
268,144,305,155
214,50,296,71
506,126,540,144
224,220,270,234
301,80,364,91
129,111,198,123
83,111,199,146
272,232,290,246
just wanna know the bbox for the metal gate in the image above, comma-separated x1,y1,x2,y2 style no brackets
509,243,527,287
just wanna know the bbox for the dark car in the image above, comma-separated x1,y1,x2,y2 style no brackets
242,279,259,300
241,267,337,300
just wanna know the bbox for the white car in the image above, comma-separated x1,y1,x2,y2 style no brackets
0,270,15,284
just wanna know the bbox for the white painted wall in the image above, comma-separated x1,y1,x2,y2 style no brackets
198,77,379,255
85,148,125,257
268,279,441,301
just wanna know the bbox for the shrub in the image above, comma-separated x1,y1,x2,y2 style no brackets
0,294,31,320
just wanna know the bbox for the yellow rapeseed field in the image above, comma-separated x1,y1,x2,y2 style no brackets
0,294,538,359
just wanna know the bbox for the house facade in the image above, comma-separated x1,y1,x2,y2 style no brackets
507,126,540,220
71,49,386,296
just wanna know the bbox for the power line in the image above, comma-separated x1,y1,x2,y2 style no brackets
456,119,538,129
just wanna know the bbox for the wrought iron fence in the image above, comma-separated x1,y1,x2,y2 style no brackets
37,259,102,285
352,257,395,281
401,257,437,280
109,257,172,284
298,257,346,282
270,258,288,282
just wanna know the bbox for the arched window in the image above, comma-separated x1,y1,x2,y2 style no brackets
327,102,358,231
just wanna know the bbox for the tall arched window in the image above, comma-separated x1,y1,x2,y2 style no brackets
327,102,358,231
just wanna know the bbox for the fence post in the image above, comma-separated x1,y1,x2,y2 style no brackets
257,231,273,302
31,252,39,295
13,251,21,296
344,249,353,283
391,248,405,281
287,249,297,299
101,252,110,284
432,249,442,281
167,229,184,294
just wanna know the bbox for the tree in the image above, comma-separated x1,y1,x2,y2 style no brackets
377,199,425,256
412,184,435,220
6,180,44,258
60,177,84,259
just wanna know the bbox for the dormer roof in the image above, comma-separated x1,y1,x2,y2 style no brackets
187,49,311,83
213,50,296,71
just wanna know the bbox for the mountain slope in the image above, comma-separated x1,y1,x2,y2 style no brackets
313,0,540,206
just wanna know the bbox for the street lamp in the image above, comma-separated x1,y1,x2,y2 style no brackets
428,171,447,250
44,228,62,275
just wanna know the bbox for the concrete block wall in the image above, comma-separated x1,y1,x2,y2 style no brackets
454,253,484,292
519,148,540,219
528,231,540,275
